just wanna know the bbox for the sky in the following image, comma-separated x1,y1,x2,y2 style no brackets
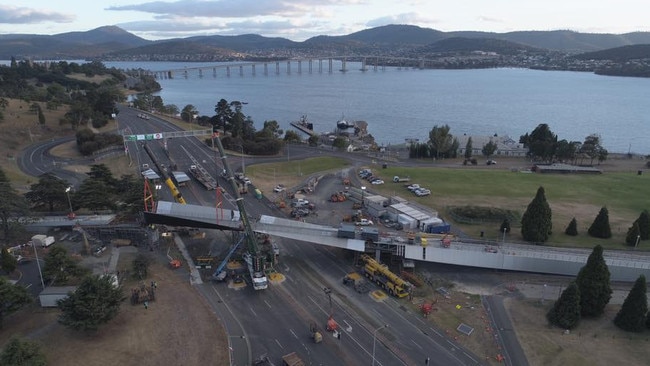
0,1,648,42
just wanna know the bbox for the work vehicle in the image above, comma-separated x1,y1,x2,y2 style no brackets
188,164,217,190
213,132,268,290
291,198,309,207
393,175,411,183
31,234,55,247
360,254,411,298
143,143,186,204
309,322,323,343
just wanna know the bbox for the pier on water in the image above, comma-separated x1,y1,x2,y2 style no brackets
150,56,429,80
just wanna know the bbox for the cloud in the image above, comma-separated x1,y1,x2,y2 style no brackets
0,4,75,24
366,12,435,28
107,0,298,18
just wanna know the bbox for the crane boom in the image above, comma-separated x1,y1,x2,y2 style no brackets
212,134,268,290
143,142,186,204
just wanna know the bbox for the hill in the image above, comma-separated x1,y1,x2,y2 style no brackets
3,24,650,60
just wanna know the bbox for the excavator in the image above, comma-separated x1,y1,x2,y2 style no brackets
212,133,268,290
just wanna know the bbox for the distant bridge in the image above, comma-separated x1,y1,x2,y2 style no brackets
146,56,432,79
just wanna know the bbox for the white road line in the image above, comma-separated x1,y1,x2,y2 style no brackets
264,300,272,308
249,306,257,317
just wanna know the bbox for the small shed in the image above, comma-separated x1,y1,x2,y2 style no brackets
39,286,77,307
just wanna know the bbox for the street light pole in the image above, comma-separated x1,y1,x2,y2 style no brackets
31,240,45,288
635,235,641,249
361,186,366,208
372,324,388,366
65,187,75,219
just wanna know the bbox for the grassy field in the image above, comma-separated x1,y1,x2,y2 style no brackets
247,157,649,250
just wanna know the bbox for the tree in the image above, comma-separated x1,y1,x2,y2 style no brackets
565,217,578,236
57,275,125,331
43,246,89,285
181,104,198,122
37,104,45,125
307,135,319,147
0,277,32,328
0,167,29,241
625,222,641,246
588,206,612,239
520,186,552,243
25,173,70,212
428,124,454,159
500,218,511,234
214,99,233,131
332,137,348,150
0,337,46,366
481,140,498,159
614,275,647,332
634,210,650,240
576,245,612,317
579,134,608,165
554,139,579,163
1,247,18,274
546,282,581,329
519,123,557,162
464,137,473,160
284,130,301,143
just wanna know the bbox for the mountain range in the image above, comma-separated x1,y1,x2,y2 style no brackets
1,24,650,61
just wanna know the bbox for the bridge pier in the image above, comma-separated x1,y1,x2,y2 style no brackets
198,69,203,78
275,62,280,75
297,60,302,74
308,59,313,74
213,68,217,77
328,58,333,73
226,66,231,77
340,58,347,72
360,57,367,72
239,65,244,76
252,64,256,76
318,59,323,73
264,63,268,75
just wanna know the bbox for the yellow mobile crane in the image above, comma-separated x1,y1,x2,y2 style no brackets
143,143,186,204
360,254,411,298
212,133,268,290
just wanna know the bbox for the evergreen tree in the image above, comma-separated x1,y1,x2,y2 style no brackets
58,275,125,331
1,247,18,274
0,337,46,366
0,277,32,328
43,246,89,285
625,222,641,247
588,206,612,239
520,186,552,243
614,275,648,332
576,245,612,317
635,210,650,240
0,167,29,241
565,217,578,236
547,282,581,329
500,218,511,234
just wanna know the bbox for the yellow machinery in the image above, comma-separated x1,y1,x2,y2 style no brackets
360,254,410,298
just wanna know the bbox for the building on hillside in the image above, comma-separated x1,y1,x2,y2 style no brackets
456,134,528,158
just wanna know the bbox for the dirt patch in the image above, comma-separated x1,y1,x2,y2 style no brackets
0,257,228,366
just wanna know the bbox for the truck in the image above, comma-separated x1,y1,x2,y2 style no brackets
31,234,55,247
360,254,411,298
188,164,217,190
393,175,411,183
281,352,305,366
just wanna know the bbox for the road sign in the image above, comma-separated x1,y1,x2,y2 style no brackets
154,133,163,139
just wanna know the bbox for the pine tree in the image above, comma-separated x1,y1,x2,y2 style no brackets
576,245,612,317
500,218,511,234
625,222,641,247
547,282,581,329
614,275,648,332
635,210,650,240
565,217,578,236
464,137,473,160
520,186,552,242
58,275,125,331
588,206,612,239
0,337,46,366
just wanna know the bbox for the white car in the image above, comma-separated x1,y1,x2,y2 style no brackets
356,219,374,226
371,179,384,185
273,184,285,193
243,177,252,185
407,184,420,191
415,188,431,196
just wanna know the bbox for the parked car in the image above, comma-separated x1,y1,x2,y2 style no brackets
371,179,384,185
414,188,431,196
487,160,497,165
355,218,374,226
407,184,421,191
273,184,286,193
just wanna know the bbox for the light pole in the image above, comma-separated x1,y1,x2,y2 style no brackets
635,235,641,249
372,324,388,366
65,187,75,219
361,186,366,208
542,283,547,303
31,240,45,288
502,227,507,243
